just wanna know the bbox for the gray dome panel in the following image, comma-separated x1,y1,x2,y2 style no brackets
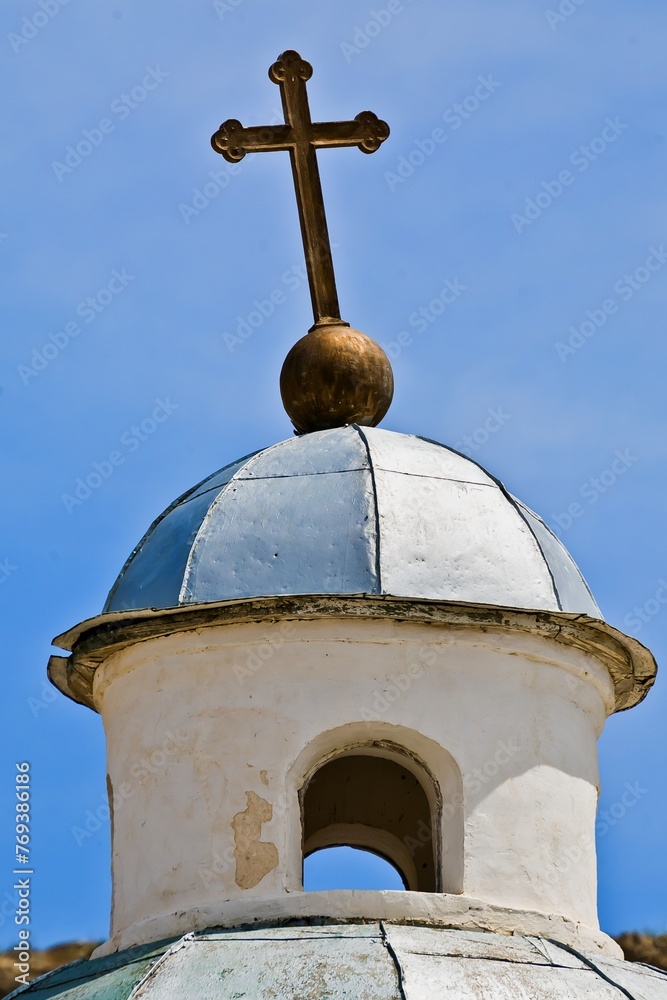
180,464,378,602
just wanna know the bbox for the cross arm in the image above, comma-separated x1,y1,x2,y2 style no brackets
310,112,390,153
211,111,389,163
211,120,293,161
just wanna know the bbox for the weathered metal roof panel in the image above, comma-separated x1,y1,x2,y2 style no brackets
180,466,378,602
366,428,494,485
395,953,624,999
383,925,665,999
374,469,557,609
382,924,588,967
182,453,260,502
130,926,401,999
104,456,252,612
105,488,217,612
237,424,368,478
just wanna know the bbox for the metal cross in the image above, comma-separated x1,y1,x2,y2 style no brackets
211,50,389,328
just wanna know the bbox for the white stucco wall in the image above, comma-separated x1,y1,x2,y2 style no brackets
93,617,615,950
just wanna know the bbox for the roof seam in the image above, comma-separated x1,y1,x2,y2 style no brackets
355,425,382,596
546,940,640,999
194,933,385,942
176,444,287,605
233,466,370,482
127,934,193,998
373,469,494,486
514,498,601,614
380,922,409,1000
413,434,496,484
393,951,581,969
509,499,563,612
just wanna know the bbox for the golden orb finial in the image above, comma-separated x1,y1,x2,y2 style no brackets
280,323,394,434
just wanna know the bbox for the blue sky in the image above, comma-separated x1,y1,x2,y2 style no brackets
1,0,666,947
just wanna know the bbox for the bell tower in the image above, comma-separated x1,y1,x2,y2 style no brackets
38,50,665,1000
50,423,655,958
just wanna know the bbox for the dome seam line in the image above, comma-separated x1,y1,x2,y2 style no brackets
233,467,369,482
547,940,639,998
380,922,408,1000
417,432,563,610
355,425,382,596
125,934,192,998
515,498,600,615
509,498,564,612
373,470,495,487
177,443,289,604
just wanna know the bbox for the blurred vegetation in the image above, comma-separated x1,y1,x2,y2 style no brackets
615,933,667,971
0,942,97,998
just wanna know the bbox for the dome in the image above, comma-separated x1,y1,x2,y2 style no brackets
105,425,600,618
11,922,667,998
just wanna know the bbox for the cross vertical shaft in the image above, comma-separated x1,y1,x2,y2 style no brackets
273,56,340,324
211,50,389,329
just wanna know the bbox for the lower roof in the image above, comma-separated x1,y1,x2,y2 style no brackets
10,921,667,999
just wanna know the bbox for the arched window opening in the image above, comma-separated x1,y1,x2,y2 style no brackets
304,846,406,891
301,748,439,892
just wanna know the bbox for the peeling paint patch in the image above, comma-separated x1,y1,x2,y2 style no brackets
259,769,269,786
231,791,278,889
